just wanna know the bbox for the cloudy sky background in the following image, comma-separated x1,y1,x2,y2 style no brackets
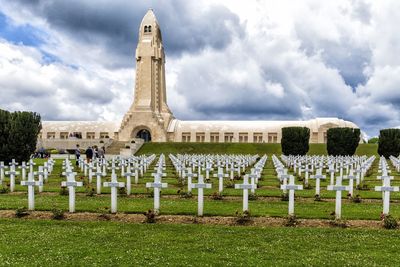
0,0,399,137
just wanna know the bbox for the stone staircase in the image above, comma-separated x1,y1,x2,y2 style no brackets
105,140,127,155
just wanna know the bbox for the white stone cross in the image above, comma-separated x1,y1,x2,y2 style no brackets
375,176,399,215
5,165,19,192
19,162,28,181
327,165,336,185
61,171,83,212
327,176,350,219
248,168,258,194
103,172,125,213
186,168,197,193
375,173,398,215
87,162,94,183
132,163,141,184
191,174,212,216
123,165,133,195
213,167,228,193
280,175,303,216
343,169,356,197
94,166,105,195
302,165,311,186
279,169,291,195
26,159,35,174
21,172,43,210
0,162,5,182
34,166,45,193
310,168,326,196
146,173,168,214
235,175,256,212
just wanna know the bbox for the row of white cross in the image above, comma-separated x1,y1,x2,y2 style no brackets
0,159,54,192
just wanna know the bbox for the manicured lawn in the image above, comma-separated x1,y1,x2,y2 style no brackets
137,143,378,156
0,219,399,266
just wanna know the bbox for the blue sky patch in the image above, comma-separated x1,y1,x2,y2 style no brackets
0,12,46,47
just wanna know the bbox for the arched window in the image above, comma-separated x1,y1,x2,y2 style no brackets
148,26,152,32
144,26,148,33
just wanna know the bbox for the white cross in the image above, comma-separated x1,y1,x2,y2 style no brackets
186,168,197,193
123,165,133,195
343,169,357,197
310,168,326,196
327,176,350,219
34,166,45,193
0,162,6,181
5,165,19,192
94,166,105,195
21,172,43,210
279,169,291,195
213,167,228,193
61,171,83,212
191,175,212,216
19,162,28,181
375,176,399,215
146,173,168,214
103,172,125,213
280,175,303,216
248,168,258,194
235,175,256,212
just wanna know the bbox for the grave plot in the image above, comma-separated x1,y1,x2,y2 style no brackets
0,153,400,224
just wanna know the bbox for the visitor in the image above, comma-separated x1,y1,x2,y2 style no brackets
98,146,104,159
85,146,93,163
75,144,81,166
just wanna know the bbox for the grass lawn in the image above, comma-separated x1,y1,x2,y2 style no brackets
137,143,378,156
0,219,399,266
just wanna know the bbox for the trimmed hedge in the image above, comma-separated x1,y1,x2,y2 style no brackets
281,127,310,156
327,127,360,156
378,129,400,158
0,109,42,163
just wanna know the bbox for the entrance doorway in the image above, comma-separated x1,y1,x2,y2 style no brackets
136,129,151,142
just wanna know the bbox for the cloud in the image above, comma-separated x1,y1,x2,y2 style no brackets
0,0,400,137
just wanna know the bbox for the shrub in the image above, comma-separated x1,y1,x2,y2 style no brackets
383,214,398,229
0,183,9,194
327,127,360,156
51,208,65,220
281,127,310,156
210,191,223,200
144,209,156,223
235,210,252,225
378,129,400,158
15,207,29,218
368,137,379,144
284,215,299,227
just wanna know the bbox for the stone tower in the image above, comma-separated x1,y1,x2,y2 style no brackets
118,9,174,142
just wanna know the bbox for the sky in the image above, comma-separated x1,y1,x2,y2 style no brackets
0,0,399,137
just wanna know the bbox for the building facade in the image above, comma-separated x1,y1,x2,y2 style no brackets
40,9,359,147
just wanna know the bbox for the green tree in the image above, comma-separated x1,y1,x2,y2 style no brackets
378,129,400,158
0,110,42,163
281,127,310,155
327,127,360,156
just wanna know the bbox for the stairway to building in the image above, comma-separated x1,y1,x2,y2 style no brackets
105,140,127,155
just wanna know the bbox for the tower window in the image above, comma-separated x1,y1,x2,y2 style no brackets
144,25,152,33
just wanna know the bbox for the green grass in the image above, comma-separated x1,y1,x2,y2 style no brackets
137,143,378,156
0,219,399,266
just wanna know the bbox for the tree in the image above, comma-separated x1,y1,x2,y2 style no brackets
378,129,400,158
281,127,310,156
0,109,11,161
326,127,360,156
0,109,42,163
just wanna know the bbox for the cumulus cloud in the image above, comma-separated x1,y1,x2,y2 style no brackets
0,0,399,137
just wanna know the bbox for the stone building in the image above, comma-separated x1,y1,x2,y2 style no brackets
39,9,359,148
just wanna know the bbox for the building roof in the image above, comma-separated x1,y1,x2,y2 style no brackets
41,121,120,133
167,118,359,133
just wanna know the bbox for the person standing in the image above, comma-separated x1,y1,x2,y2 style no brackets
85,146,93,163
75,144,81,166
